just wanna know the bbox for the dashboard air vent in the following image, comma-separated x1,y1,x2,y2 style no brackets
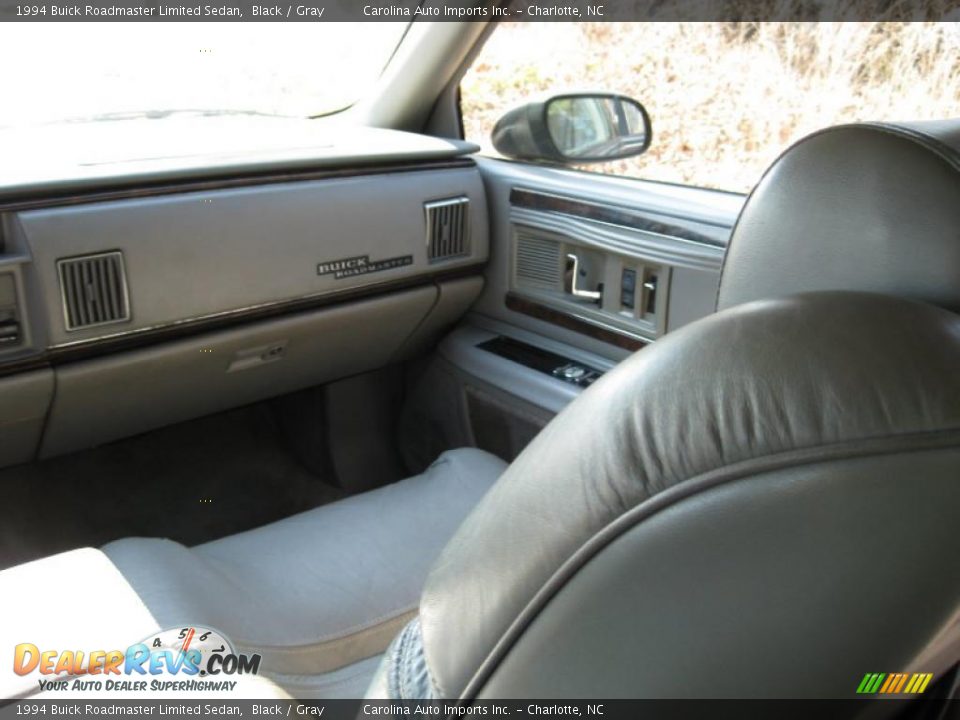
515,230,562,290
425,197,470,262
57,251,131,331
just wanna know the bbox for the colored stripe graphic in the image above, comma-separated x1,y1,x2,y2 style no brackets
857,673,885,694
903,673,933,694
858,672,932,694
879,674,895,693
893,673,909,693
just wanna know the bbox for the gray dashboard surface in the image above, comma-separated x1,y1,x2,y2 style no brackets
11,166,487,350
0,131,490,463
0,117,479,201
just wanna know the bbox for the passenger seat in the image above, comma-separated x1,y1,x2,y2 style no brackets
0,448,505,700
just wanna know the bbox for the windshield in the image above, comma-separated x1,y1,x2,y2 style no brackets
0,23,409,128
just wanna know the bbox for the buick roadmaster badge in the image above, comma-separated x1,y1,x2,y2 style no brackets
317,254,413,279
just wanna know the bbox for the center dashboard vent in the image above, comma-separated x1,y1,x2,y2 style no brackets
425,196,470,262
57,251,131,331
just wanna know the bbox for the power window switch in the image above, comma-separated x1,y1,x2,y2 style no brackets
0,319,19,345
621,268,637,310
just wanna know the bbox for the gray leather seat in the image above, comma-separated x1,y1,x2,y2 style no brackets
369,120,960,699
0,448,506,699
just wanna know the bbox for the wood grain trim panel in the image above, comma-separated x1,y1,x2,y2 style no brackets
510,187,725,248
505,292,648,352
0,264,484,379
0,355,50,378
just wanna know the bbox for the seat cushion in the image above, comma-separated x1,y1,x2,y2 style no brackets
1,448,505,699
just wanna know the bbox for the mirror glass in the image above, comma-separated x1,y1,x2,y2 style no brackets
545,95,650,161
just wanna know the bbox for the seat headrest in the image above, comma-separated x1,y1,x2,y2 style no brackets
717,120,960,312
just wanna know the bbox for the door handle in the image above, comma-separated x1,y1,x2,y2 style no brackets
565,253,602,302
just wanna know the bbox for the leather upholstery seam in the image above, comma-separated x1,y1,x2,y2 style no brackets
154,547,421,650
458,427,960,699
236,608,418,677
233,605,419,653
855,122,960,173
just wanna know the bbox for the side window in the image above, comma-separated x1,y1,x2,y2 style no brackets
461,22,960,193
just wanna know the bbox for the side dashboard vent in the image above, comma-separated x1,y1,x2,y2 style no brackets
57,251,131,331
425,197,470,262
515,230,562,290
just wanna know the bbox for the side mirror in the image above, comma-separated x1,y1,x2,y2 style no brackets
491,93,652,164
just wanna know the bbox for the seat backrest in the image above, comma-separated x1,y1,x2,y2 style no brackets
370,120,960,700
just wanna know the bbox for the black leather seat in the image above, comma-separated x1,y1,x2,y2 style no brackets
368,120,960,699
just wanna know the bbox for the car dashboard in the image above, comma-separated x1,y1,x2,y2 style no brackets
0,120,488,467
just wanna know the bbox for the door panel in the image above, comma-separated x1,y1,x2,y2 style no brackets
424,156,745,462
473,157,744,363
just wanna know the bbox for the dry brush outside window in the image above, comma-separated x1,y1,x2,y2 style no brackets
461,21,960,193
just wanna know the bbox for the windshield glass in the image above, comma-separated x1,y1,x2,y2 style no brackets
0,23,409,128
